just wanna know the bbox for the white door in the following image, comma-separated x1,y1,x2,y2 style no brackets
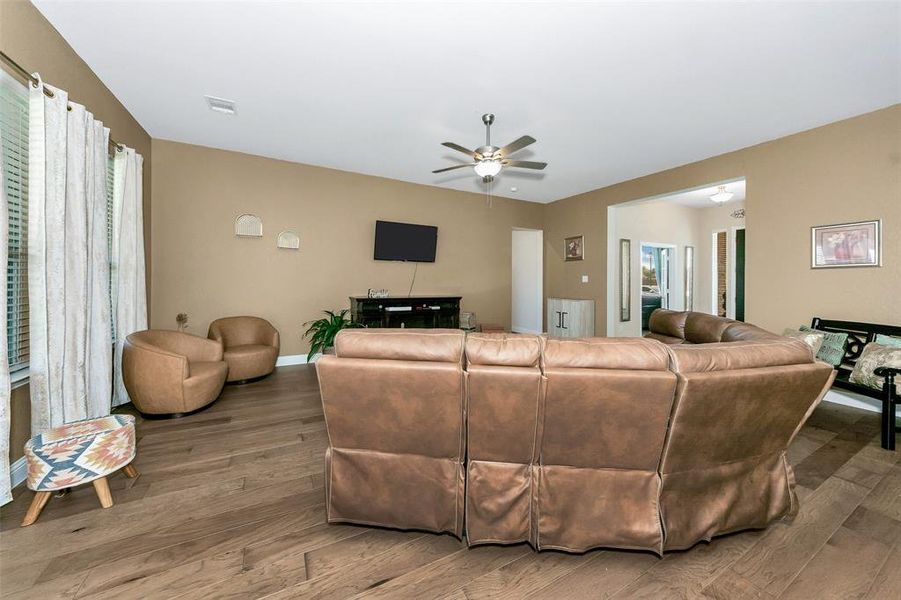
512,229,544,334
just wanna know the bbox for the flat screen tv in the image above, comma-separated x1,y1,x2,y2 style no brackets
374,220,438,262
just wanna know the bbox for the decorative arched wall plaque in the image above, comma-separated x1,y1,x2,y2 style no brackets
277,230,300,250
235,214,263,237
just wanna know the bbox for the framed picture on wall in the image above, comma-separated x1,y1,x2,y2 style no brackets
811,220,881,268
565,235,584,261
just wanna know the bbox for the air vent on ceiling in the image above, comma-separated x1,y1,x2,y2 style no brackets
205,95,237,115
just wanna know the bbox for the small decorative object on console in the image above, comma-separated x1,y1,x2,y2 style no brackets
460,312,477,331
176,312,189,331
367,288,389,298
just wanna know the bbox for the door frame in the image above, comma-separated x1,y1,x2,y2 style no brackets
511,227,544,334
730,225,746,321
711,226,745,319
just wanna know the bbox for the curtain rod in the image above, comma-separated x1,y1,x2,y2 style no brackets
0,49,124,152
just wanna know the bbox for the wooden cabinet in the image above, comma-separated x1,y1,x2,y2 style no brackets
547,298,595,338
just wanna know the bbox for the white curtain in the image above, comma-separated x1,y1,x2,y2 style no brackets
112,147,146,407
28,79,113,432
0,129,11,505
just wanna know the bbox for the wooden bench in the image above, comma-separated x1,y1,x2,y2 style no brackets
811,318,901,450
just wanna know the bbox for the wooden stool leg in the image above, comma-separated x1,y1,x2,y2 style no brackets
92,477,114,509
21,491,52,527
122,463,139,479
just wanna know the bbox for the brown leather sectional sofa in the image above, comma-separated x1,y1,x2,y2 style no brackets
316,314,835,554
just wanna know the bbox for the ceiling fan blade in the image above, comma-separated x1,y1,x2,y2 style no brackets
441,142,481,159
497,135,536,157
432,163,474,174
503,160,547,170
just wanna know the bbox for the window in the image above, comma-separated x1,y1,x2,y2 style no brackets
1,71,119,376
1,71,29,374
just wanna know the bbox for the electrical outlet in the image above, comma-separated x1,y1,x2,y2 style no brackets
581,275,589,283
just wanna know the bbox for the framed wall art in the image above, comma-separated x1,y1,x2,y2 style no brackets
811,220,881,268
565,235,584,261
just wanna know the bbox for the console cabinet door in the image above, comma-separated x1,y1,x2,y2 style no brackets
547,298,595,337
547,298,563,336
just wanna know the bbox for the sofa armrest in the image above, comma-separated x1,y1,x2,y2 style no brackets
874,367,901,377
270,327,280,351
875,367,901,398
122,341,188,411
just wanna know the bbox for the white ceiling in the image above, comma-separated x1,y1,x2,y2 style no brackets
654,179,747,209
33,1,900,204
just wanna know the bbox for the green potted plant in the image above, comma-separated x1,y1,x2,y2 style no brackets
302,309,364,361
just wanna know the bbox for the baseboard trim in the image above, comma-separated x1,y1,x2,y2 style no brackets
10,456,26,489
822,389,881,414
276,353,321,367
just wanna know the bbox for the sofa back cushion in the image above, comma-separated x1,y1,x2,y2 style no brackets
659,339,835,549
721,322,779,342
648,309,688,340
334,328,464,363
544,337,670,371
536,337,677,553
464,333,544,545
669,339,814,373
684,312,734,344
318,329,467,536
465,333,542,368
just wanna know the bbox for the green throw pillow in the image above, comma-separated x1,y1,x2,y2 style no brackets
875,334,901,348
800,325,848,366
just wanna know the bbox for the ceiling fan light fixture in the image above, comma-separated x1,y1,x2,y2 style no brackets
710,185,734,204
474,159,502,178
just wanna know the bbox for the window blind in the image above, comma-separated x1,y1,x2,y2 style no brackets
1,72,29,372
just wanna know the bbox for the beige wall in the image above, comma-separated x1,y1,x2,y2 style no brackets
151,140,545,355
544,105,901,335
611,200,704,336
1,0,153,461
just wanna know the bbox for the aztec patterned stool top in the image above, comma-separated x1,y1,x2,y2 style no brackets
21,414,139,526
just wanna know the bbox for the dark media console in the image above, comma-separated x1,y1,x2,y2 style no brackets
350,296,461,329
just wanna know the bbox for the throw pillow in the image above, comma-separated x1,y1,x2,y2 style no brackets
875,334,901,348
849,343,901,395
800,325,848,366
782,328,825,356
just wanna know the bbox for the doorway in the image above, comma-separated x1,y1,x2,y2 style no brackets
712,226,746,320
640,243,675,331
511,228,543,334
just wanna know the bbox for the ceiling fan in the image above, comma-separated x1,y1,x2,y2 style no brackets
432,113,547,182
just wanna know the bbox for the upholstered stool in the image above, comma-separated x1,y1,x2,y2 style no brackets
21,414,138,526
